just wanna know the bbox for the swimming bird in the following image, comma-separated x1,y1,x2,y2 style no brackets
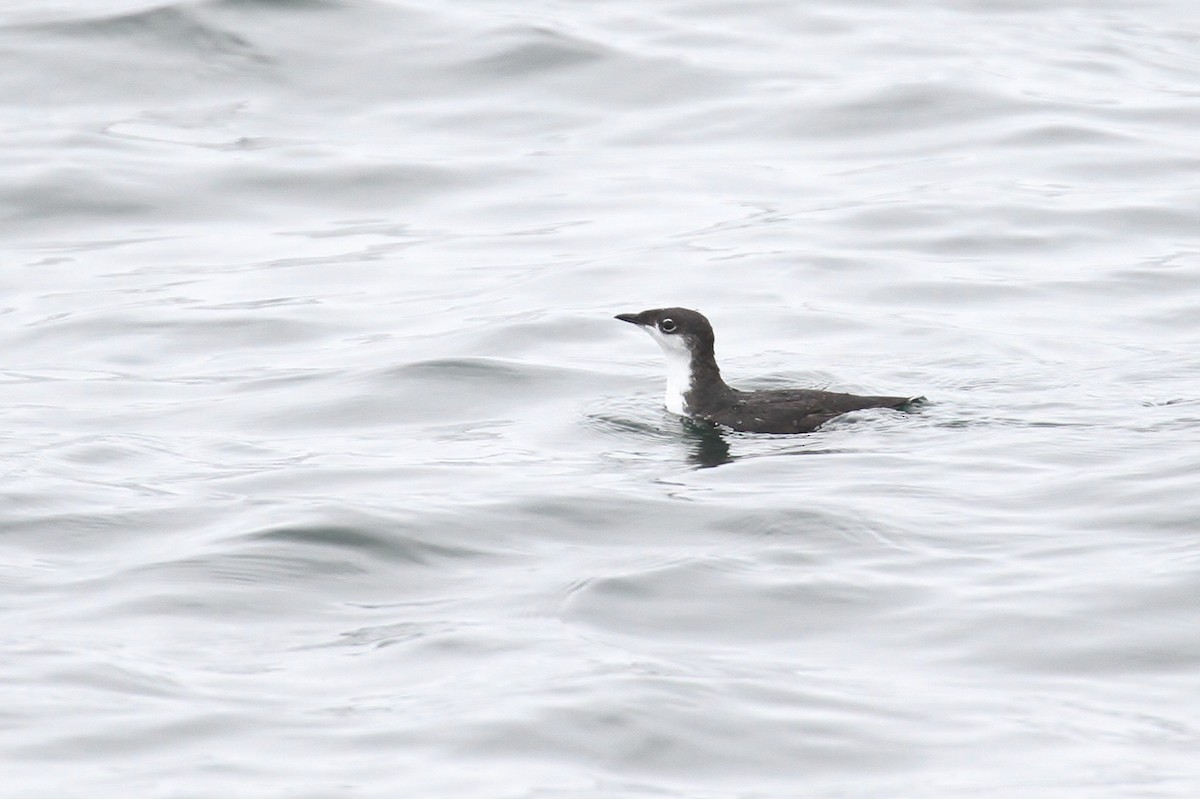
615,307,920,434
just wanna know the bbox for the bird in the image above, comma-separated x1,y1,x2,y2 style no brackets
615,307,921,434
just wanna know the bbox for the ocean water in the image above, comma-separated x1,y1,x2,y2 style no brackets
3,0,1199,795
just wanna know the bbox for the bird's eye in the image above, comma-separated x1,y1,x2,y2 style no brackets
659,318,677,333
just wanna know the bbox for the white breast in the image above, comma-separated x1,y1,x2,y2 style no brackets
645,327,694,416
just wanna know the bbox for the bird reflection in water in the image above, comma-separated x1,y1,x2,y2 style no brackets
679,417,860,468
682,418,733,468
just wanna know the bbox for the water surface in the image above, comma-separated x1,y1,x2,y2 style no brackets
3,0,1199,795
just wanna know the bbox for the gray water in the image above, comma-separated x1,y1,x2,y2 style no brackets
3,0,1200,795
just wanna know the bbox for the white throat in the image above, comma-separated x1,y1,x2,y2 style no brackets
643,327,694,415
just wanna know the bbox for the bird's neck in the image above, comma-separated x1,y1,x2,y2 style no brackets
666,347,730,415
